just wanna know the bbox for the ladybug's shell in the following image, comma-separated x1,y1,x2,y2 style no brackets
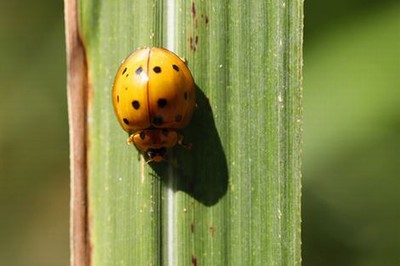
112,47,196,133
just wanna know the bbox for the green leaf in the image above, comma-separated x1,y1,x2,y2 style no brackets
73,0,303,264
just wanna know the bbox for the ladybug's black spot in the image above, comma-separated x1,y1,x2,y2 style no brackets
175,114,183,122
132,100,140,110
153,66,162,73
123,118,130,125
122,67,127,75
157,98,167,108
152,116,164,126
184,91,189,100
139,131,146,140
135,66,143,75
161,129,169,137
172,64,179,72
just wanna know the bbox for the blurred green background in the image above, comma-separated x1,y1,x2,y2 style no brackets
0,0,69,265
0,0,398,265
303,0,400,264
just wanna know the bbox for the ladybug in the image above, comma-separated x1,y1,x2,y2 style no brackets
112,47,196,162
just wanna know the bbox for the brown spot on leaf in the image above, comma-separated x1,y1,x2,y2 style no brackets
192,2,196,18
189,36,196,52
209,225,215,238
191,223,195,233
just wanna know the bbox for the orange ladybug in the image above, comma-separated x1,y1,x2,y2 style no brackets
112,47,196,162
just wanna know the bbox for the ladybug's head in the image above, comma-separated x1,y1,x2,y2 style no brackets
147,147,168,162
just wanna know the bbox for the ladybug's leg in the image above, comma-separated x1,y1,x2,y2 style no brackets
127,134,135,145
144,156,153,164
180,57,188,65
177,134,192,149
